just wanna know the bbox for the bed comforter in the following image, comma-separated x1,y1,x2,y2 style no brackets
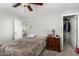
0,37,46,56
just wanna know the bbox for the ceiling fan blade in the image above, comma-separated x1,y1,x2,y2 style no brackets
31,3,43,5
13,3,21,8
27,5,33,11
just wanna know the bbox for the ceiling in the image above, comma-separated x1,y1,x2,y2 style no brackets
0,3,79,19
0,3,46,18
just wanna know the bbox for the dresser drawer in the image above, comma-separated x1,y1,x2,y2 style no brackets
46,35,61,52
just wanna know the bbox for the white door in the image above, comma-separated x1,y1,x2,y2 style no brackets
70,15,77,48
13,18,23,40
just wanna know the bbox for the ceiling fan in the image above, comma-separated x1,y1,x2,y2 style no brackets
13,3,43,11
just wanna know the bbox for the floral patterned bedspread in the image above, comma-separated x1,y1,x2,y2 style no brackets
0,37,46,56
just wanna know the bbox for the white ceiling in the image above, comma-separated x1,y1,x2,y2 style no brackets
0,3,79,19
0,3,46,18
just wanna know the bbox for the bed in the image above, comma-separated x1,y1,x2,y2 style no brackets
0,36,46,56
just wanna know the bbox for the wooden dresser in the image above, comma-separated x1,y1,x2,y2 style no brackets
46,34,61,52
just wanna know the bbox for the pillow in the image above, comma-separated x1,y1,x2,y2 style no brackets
36,34,47,38
27,34,36,37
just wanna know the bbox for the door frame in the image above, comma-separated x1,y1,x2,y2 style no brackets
62,13,79,50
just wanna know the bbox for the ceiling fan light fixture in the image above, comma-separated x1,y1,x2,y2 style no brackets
13,3,43,12
21,3,29,7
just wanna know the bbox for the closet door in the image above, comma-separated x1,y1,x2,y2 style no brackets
13,18,23,40
70,16,77,48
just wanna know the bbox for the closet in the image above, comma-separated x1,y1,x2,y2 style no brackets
63,17,70,43
63,15,77,49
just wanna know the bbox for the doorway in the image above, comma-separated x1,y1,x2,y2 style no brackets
13,18,23,40
63,15,78,50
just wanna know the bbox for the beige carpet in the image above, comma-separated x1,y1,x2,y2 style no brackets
41,42,79,56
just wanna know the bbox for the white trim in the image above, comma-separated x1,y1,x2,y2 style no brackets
62,13,79,17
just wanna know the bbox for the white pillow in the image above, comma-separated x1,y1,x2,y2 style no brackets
27,34,36,37
36,34,47,38
35,34,47,40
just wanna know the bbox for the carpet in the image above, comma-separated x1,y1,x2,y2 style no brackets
41,43,79,56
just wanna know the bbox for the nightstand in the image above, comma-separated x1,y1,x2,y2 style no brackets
46,34,61,52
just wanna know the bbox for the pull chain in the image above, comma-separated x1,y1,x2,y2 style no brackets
24,5,26,13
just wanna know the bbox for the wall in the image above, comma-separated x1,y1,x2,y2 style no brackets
0,11,22,41
77,14,79,48
24,13,62,35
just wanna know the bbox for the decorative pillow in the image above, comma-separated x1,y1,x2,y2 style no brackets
27,34,36,38
36,34,47,39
